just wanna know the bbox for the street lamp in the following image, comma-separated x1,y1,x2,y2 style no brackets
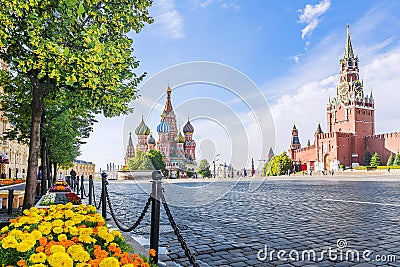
213,153,220,178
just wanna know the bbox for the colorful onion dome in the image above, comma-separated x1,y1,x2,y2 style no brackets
183,118,194,133
147,133,156,145
135,116,150,136
157,117,170,133
175,131,185,143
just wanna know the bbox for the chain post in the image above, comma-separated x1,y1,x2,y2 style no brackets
88,175,93,205
80,176,85,199
7,189,14,215
150,170,163,264
101,172,108,220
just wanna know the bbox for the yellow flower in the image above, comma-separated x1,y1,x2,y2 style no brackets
29,252,47,263
68,226,79,236
1,235,18,249
16,242,32,252
99,257,120,267
52,219,64,227
1,225,9,233
50,244,66,254
31,264,47,267
122,265,134,267
76,264,91,267
58,234,68,241
53,226,64,234
78,234,95,244
31,230,43,240
67,245,90,263
47,252,73,267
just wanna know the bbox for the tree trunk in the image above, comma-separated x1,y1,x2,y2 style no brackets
40,136,48,195
48,160,52,188
53,162,57,183
23,88,43,209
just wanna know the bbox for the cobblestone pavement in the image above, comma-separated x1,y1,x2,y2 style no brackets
97,178,400,267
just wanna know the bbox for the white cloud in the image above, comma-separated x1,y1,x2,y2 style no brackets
288,54,304,63
298,0,331,39
151,0,185,39
222,1,240,11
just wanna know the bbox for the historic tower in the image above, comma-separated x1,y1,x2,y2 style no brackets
183,118,196,161
135,116,150,152
290,125,301,150
326,25,375,137
124,132,135,165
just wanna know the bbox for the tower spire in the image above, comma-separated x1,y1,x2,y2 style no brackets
344,24,354,59
164,85,173,113
128,132,133,146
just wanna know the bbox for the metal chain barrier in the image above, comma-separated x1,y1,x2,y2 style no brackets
104,182,152,232
82,182,90,198
161,191,200,267
92,184,102,210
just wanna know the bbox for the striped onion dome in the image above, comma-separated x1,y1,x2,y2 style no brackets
183,118,194,133
135,117,150,136
175,131,185,143
147,133,156,145
157,118,170,133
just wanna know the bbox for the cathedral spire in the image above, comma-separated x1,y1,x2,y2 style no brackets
128,132,133,146
344,24,354,60
164,85,173,113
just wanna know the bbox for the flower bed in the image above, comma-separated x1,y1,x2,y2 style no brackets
0,203,156,267
49,181,72,192
0,179,25,187
37,192,82,206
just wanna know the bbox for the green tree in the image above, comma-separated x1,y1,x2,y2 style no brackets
198,159,211,178
0,0,152,208
147,149,166,173
264,152,292,176
127,150,153,170
364,149,372,166
387,153,394,166
370,152,381,167
394,153,400,166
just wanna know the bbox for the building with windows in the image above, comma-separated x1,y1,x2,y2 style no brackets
289,25,400,172
65,160,96,178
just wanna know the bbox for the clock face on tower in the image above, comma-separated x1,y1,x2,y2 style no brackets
338,82,349,96
353,80,363,94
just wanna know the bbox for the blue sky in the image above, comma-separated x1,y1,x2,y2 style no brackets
80,0,400,171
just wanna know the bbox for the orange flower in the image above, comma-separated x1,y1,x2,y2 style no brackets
16,260,25,267
88,259,101,267
148,249,156,257
9,219,17,223
39,237,48,246
36,246,44,253
71,237,79,243
98,222,104,226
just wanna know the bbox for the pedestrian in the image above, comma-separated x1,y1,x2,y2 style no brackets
36,166,42,196
70,169,76,190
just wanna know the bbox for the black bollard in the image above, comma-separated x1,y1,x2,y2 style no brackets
7,189,14,215
88,175,93,205
80,176,85,199
101,172,108,220
76,177,80,195
150,170,162,264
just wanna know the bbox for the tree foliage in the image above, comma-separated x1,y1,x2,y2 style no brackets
127,149,153,170
198,159,211,178
263,152,292,176
369,152,381,167
387,153,394,166
0,0,153,208
364,149,372,166
147,149,166,173
394,153,400,166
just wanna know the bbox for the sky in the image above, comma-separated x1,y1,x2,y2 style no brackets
80,0,400,171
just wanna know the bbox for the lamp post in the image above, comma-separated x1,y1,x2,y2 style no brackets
14,148,17,179
213,153,220,178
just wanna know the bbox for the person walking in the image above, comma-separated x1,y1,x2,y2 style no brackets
70,169,77,190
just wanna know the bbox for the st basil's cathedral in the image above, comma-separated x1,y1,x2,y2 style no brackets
125,86,197,176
